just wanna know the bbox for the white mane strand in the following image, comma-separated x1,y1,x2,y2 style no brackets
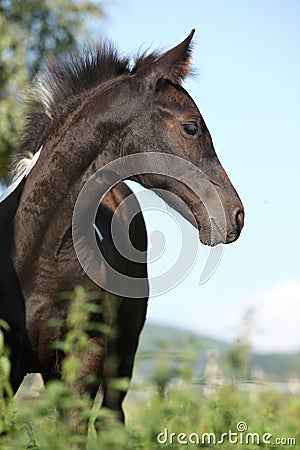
0,148,42,204
10,152,35,181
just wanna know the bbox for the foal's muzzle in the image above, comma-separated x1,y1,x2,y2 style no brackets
225,207,245,244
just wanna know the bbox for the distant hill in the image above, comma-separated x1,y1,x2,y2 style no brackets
134,322,300,382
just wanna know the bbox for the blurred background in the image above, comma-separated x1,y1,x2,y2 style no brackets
1,0,299,357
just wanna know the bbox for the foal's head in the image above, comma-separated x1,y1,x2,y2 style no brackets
110,30,244,245
21,30,244,246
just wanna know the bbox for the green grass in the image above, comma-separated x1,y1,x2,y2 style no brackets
125,382,300,449
0,290,299,449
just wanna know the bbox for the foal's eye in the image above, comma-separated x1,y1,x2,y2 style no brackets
181,121,199,136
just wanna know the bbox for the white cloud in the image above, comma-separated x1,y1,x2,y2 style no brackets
250,279,300,353
148,278,300,354
219,278,300,353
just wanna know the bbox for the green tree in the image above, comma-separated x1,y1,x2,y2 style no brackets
0,0,104,180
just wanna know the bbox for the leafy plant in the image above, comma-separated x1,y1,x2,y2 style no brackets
0,296,299,449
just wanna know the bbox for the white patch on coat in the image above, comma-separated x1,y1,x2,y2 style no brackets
0,147,42,203
92,223,104,242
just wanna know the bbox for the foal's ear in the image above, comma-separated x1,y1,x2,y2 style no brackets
142,29,195,87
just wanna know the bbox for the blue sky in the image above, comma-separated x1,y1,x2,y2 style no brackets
2,1,299,352
98,0,300,352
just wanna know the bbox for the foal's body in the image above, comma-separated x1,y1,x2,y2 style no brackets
0,30,244,420
1,176,148,417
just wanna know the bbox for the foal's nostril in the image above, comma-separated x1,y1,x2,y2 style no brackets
233,208,244,232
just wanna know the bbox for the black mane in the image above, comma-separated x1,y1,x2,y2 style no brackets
20,41,159,155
